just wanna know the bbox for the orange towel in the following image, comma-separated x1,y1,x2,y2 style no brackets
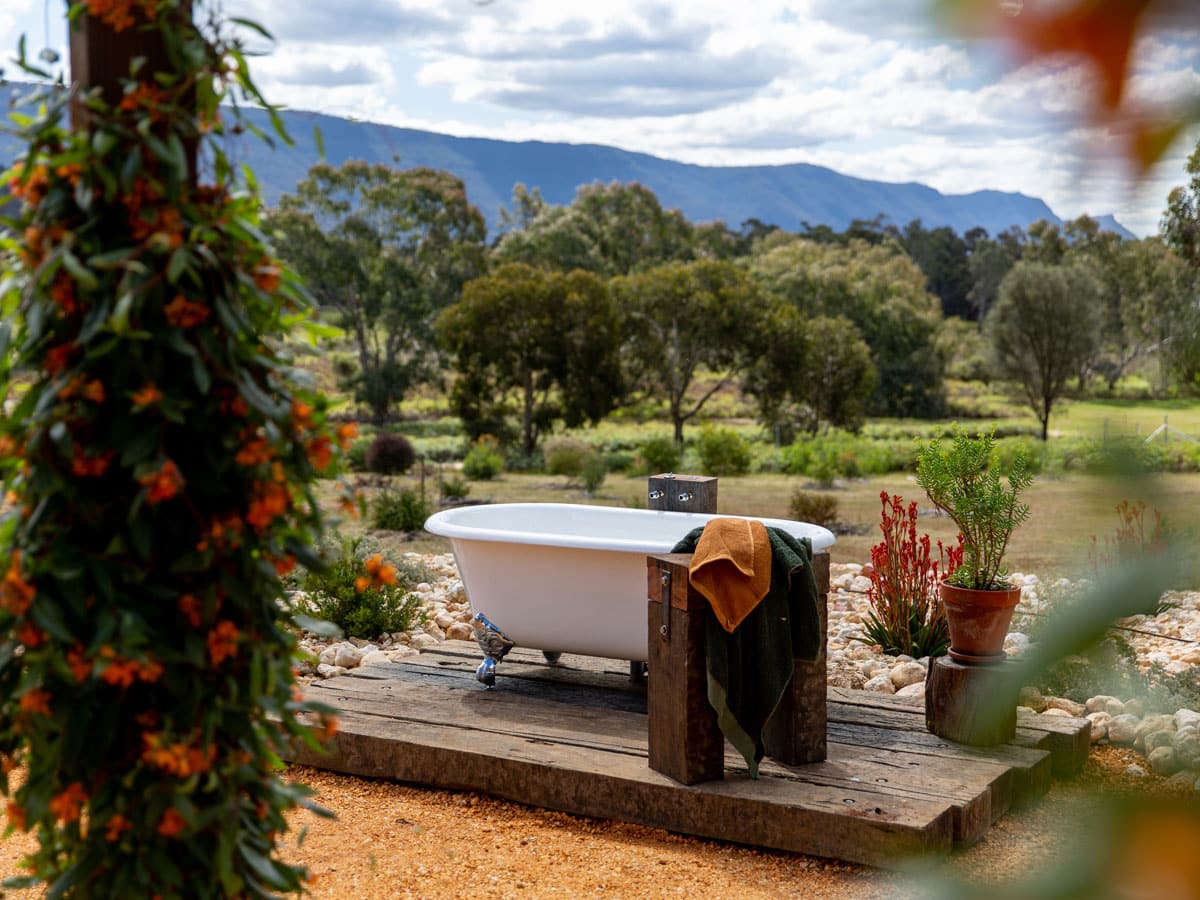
688,518,772,633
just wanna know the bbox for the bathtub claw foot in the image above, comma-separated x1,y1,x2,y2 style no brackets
542,651,562,664
472,613,514,687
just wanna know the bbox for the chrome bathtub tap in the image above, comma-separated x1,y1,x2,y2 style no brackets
472,612,515,687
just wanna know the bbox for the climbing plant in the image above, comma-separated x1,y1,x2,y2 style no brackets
0,1,355,894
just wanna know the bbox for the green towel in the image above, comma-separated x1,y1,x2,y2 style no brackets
672,525,821,778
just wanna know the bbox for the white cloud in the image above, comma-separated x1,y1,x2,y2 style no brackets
0,0,1196,235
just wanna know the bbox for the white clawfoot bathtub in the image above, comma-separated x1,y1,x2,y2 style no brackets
424,503,835,667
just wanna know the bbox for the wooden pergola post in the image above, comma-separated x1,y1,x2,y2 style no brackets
68,2,196,173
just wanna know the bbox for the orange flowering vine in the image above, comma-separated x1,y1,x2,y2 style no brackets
177,594,203,628
207,620,240,665
71,446,114,478
246,481,290,531
0,553,35,616
18,690,52,717
156,808,187,838
0,1,347,892
48,783,88,823
131,383,163,408
6,801,28,832
142,732,216,778
138,459,184,504
66,645,92,683
15,623,44,648
336,421,359,450
163,294,210,327
104,813,131,842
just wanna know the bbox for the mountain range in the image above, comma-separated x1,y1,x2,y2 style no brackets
1,85,1134,239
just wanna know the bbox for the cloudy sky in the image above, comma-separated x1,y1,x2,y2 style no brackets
3,0,1198,235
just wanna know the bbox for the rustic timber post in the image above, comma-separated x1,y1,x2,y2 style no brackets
762,549,829,764
644,474,831,778
926,657,1019,746
70,2,195,164
646,553,725,784
647,473,718,513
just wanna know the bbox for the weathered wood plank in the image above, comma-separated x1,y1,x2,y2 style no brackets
307,668,1008,846
354,653,1085,782
346,659,648,714
827,685,1089,777
397,645,643,692
290,705,956,867
825,721,1052,807
1011,713,1091,777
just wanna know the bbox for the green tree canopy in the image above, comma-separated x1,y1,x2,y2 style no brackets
267,160,487,423
988,261,1102,439
494,181,695,275
436,263,623,455
613,259,764,444
750,238,947,418
1163,140,1200,268
967,232,1021,325
899,220,973,320
1071,235,1190,390
743,306,876,435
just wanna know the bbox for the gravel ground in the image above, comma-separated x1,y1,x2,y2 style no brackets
0,746,1180,898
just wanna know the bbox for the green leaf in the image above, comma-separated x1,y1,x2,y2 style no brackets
110,292,135,334
60,250,100,291
129,516,153,560
230,16,275,40
191,354,212,394
119,424,160,467
32,601,72,642
297,796,337,819
91,129,118,157
314,124,326,162
49,420,72,454
88,246,137,268
166,247,191,283
238,843,293,891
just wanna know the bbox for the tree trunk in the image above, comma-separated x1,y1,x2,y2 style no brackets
522,370,536,456
1040,398,1050,441
672,410,684,446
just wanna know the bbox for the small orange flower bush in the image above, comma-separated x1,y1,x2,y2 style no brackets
0,1,355,894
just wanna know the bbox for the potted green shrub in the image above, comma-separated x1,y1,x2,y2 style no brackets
916,428,1032,664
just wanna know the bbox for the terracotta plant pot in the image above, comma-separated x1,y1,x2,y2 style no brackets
939,580,1022,664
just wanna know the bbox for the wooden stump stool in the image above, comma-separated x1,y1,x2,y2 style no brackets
925,656,1020,746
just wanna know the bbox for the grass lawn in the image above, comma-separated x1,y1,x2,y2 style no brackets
317,469,1200,581
1050,397,1200,440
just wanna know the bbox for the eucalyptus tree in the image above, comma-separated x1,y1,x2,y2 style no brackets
613,259,764,444
267,161,487,423
751,238,947,418
436,264,623,455
494,181,695,275
988,261,1102,440
742,304,876,435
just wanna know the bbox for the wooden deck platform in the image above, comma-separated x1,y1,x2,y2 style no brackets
289,645,1090,868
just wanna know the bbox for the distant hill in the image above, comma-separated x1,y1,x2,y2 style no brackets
0,85,1135,240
